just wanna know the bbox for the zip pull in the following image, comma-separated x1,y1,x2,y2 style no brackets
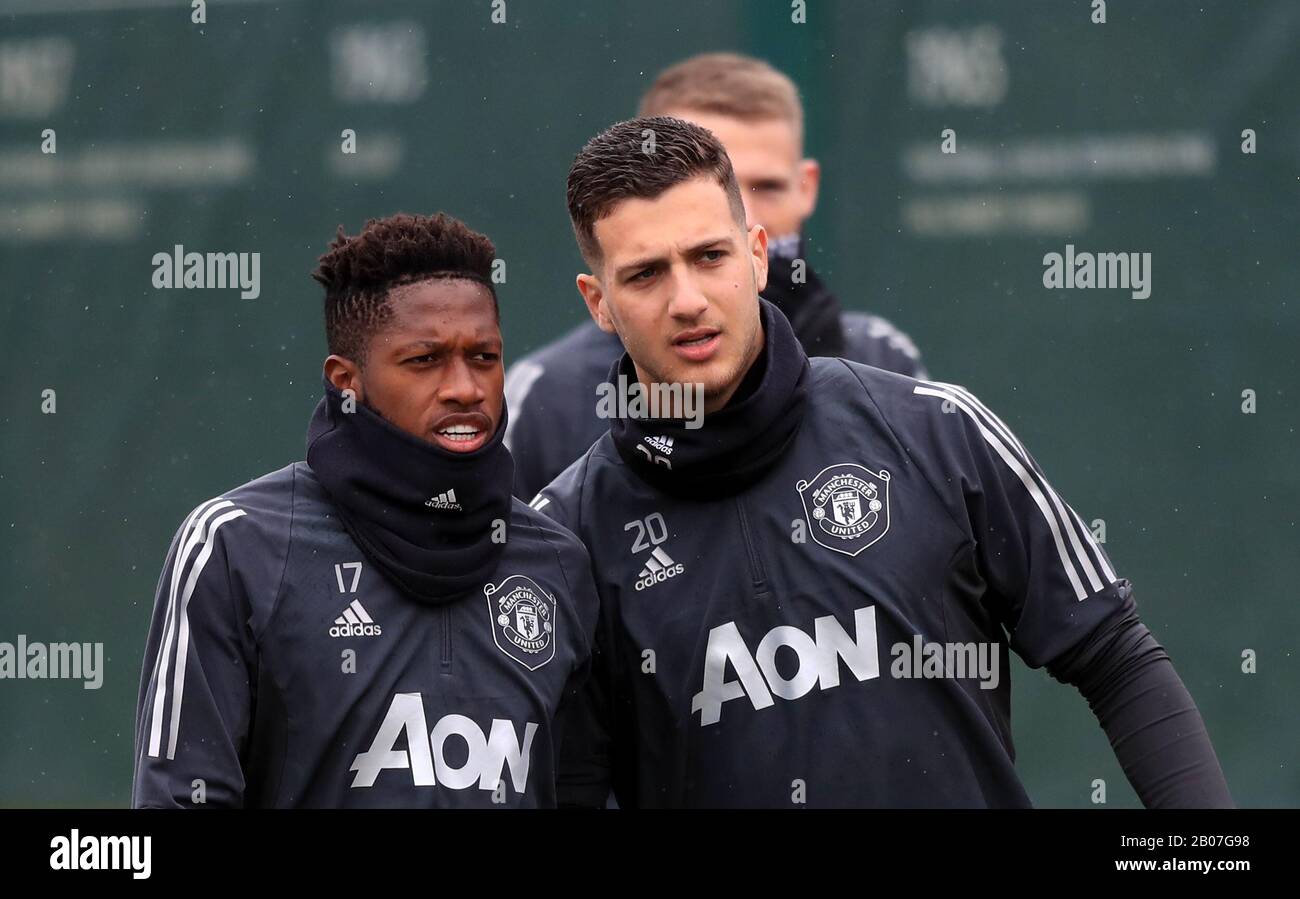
734,497,769,597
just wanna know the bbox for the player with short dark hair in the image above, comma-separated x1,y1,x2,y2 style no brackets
317,212,501,361
131,212,598,808
538,118,1232,808
504,53,925,503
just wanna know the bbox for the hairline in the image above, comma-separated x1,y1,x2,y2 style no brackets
343,274,500,369
582,173,748,275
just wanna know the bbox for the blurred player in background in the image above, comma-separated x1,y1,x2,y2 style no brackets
505,53,927,501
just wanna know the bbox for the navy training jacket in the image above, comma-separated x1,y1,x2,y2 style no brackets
534,360,1131,808
131,461,599,808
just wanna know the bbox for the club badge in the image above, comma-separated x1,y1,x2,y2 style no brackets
796,463,891,557
485,575,556,670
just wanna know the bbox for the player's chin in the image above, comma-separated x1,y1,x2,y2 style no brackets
660,357,718,391
687,361,745,408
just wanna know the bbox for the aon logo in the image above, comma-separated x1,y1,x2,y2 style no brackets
350,693,538,793
691,606,879,726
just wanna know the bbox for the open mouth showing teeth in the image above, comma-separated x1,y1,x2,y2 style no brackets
679,334,714,346
438,426,482,441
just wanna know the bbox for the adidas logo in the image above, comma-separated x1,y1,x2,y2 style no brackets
635,546,685,592
329,599,383,638
644,435,674,456
424,488,462,511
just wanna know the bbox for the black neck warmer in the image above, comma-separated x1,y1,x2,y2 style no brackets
763,235,846,358
609,299,810,501
305,381,514,605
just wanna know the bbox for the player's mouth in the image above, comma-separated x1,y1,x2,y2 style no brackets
430,413,493,453
671,327,722,363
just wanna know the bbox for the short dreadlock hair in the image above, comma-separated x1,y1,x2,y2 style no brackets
567,116,745,269
311,212,498,365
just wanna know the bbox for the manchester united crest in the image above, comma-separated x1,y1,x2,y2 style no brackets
485,575,556,671
796,463,891,557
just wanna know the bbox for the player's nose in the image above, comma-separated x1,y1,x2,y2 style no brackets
665,268,710,320
437,356,487,407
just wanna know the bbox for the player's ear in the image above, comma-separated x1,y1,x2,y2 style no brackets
796,158,821,221
749,223,769,294
324,354,364,403
576,272,615,333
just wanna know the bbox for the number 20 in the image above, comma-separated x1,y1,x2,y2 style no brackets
624,513,668,553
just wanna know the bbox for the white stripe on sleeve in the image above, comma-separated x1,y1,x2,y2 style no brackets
147,498,231,759
166,507,247,760
927,381,1109,594
914,385,1090,600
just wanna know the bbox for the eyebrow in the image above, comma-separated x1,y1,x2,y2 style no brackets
615,235,734,279
394,339,447,355
393,335,501,354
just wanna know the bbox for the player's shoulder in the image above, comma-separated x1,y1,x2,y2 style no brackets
813,359,988,438
508,496,600,647
510,494,589,561
905,377,1021,447
527,433,625,525
158,464,306,631
529,435,601,505
169,462,305,577
507,319,622,392
809,354,919,395
839,310,928,378
219,460,317,530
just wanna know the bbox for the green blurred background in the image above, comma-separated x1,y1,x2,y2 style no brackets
1,0,1296,807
